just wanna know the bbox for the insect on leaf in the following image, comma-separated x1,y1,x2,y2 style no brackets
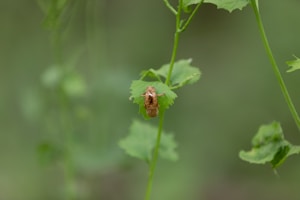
130,80,177,119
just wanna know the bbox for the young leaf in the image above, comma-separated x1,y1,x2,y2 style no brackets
119,120,178,163
286,55,300,73
157,59,201,89
204,0,250,12
140,69,162,82
239,121,300,168
140,59,201,90
130,80,177,119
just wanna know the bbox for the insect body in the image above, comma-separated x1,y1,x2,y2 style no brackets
142,86,163,117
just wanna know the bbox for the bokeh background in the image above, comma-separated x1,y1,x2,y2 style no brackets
1,0,300,200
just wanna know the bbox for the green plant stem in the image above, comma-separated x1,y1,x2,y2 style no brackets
144,111,165,200
250,0,300,131
180,0,204,32
53,18,76,200
163,0,177,15
165,0,183,86
144,1,202,199
145,1,182,199
60,93,75,200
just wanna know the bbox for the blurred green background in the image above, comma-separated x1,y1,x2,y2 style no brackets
1,0,300,200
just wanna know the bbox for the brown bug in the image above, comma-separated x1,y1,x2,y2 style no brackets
141,86,164,117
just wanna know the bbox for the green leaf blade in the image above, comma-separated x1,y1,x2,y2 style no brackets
251,121,283,147
271,143,291,168
286,55,300,73
157,59,201,89
119,120,178,163
288,145,300,156
238,121,296,168
139,59,201,90
183,0,202,8
239,142,284,165
204,0,250,12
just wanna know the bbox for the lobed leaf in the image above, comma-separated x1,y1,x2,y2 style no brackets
286,55,300,73
239,121,300,168
157,59,201,89
119,120,178,163
251,121,283,147
204,0,249,12
130,80,177,119
141,59,201,90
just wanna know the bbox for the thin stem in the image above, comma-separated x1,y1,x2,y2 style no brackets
60,93,75,200
250,0,300,131
180,0,204,32
144,111,165,200
163,0,177,15
165,0,183,86
51,5,76,198
144,1,201,199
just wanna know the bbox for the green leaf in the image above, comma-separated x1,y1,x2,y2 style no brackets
140,69,162,82
119,120,178,163
239,141,285,165
204,0,250,12
251,121,283,147
130,80,177,119
271,144,290,168
157,59,201,89
141,59,201,90
288,145,300,156
183,0,202,8
286,55,300,73
239,121,300,168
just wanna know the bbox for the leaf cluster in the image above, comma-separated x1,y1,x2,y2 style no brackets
130,59,200,119
120,59,201,162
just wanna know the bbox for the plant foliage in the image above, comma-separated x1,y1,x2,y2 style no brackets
239,121,300,168
183,0,250,12
286,55,300,73
119,120,178,163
